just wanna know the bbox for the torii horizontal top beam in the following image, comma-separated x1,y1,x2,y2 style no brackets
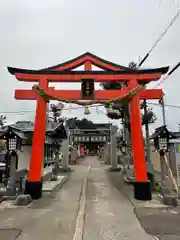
8,67,168,76
8,71,167,83
15,88,163,100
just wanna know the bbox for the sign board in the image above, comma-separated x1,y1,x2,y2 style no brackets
73,135,107,142
174,143,180,187
90,136,106,142
73,136,90,142
81,79,94,100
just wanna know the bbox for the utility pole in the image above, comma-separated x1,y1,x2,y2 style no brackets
160,95,168,183
161,95,166,126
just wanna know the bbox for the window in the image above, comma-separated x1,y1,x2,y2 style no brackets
8,138,17,150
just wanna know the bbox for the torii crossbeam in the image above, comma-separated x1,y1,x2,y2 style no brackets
8,52,169,200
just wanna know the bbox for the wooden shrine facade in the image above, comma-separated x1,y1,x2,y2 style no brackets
71,123,111,144
8,52,169,201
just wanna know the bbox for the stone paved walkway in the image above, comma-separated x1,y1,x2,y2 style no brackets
0,166,88,240
107,166,180,240
0,156,155,240
83,157,154,240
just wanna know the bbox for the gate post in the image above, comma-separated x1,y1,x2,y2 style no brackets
25,79,47,199
129,80,152,201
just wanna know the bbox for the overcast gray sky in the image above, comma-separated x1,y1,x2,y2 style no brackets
0,0,180,133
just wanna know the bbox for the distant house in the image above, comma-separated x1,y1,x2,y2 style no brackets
0,121,67,170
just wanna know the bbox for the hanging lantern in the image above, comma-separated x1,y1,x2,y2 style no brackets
106,103,121,120
84,105,90,115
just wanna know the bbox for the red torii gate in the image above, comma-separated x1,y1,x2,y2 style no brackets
7,52,169,200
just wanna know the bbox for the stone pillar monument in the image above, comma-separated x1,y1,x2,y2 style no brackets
109,125,121,172
60,126,71,171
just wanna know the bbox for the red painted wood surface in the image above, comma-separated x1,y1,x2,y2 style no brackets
15,72,162,83
15,88,163,100
129,79,148,181
28,78,47,182
52,55,120,71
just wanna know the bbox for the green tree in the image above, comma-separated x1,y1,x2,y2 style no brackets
100,61,137,90
100,61,157,124
50,102,64,123
0,115,6,127
100,62,137,120
66,117,94,129
128,61,137,69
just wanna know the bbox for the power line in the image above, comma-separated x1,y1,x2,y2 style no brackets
157,0,164,10
139,7,180,67
147,101,180,109
3,100,180,117
169,0,175,9
0,104,104,115
153,61,180,88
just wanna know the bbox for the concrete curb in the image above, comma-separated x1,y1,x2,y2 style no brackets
153,236,160,240
46,176,69,196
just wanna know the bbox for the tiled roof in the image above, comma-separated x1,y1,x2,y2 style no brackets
0,121,67,140
149,125,177,139
11,121,63,132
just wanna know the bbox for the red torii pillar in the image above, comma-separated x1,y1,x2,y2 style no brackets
129,79,150,200
25,78,48,198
